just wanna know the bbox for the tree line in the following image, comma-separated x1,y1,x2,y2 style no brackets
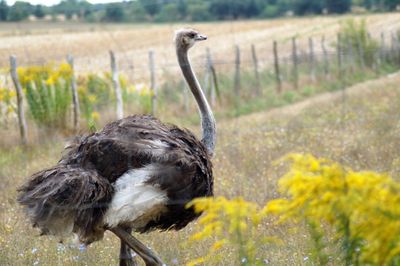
0,0,399,23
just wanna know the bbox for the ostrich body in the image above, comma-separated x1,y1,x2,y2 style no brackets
17,29,215,266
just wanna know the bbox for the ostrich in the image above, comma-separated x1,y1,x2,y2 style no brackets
17,28,215,266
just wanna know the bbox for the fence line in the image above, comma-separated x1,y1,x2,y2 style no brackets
9,55,27,145
67,54,80,133
110,50,124,119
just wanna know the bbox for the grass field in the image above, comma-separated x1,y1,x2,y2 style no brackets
1,13,400,78
1,69,399,265
1,14,400,265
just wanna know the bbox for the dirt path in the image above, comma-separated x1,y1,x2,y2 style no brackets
223,71,400,129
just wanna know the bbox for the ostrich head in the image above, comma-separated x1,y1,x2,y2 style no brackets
175,28,207,50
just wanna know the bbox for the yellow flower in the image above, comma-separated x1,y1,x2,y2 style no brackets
88,95,97,103
16,67,26,78
268,153,400,265
6,106,14,114
187,196,269,265
91,111,100,121
186,257,205,266
58,62,72,79
45,76,55,86
211,239,226,252
263,199,289,215
119,75,127,89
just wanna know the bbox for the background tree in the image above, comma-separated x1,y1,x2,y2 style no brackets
383,0,400,10
326,0,352,13
177,0,188,19
0,0,9,21
187,2,212,21
104,3,125,22
139,0,161,17
0,0,399,23
293,0,323,15
33,5,45,19
54,0,79,19
209,0,264,20
155,3,180,22
7,1,32,21
126,1,147,22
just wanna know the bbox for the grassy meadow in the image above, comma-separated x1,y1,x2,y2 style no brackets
1,14,400,265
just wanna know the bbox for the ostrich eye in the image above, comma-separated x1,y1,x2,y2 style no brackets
188,33,196,38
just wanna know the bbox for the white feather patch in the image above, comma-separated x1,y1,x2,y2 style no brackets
148,139,169,149
104,165,167,228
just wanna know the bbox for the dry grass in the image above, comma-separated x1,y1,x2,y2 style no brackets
1,68,399,265
1,13,400,80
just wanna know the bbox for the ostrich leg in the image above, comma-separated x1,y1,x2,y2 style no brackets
119,227,138,266
110,226,164,266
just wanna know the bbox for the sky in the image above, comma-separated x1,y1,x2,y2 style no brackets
5,0,125,6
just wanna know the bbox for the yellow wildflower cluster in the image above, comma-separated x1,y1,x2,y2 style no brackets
16,62,73,129
125,83,153,97
0,88,16,103
265,154,400,265
17,62,72,87
136,83,154,97
91,111,100,121
187,197,271,266
188,154,400,265
0,87,16,115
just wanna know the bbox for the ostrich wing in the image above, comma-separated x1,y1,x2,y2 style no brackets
18,165,113,244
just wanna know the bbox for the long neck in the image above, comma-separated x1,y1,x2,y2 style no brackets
177,45,216,156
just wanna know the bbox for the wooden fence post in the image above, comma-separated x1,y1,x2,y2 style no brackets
356,34,365,69
292,37,299,90
337,33,343,80
149,50,157,115
380,32,386,64
109,50,124,119
368,32,378,72
129,59,134,82
9,55,28,145
234,45,241,97
321,36,330,77
204,49,210,97
210,61,219,106
347,38,356,73
206,48,217,107
393,32,400,65
391,31,398,65
251,44,261,95
67,54,80,133
204,47,216,103
308,37,316,82
273,40,282,93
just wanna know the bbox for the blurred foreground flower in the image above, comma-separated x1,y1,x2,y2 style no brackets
186,197,275,266
188,154,400,266
265,154,400,266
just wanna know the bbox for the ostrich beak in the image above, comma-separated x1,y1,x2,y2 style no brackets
195,34,207,41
